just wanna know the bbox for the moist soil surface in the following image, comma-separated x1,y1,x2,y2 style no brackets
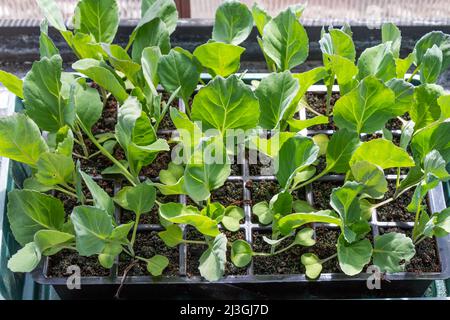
47,249,110,277
157,92,179,131
305,92,340,131
311,180,344,210
247,152,274,176
253,227,342,275
186,228,248,276
376,181,423,222
379,228,441,273
210,181,245,207
120,193,179,225
118,231,180,277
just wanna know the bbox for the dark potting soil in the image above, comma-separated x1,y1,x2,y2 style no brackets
385,114,411,131
379,228,441,273
210,181,245,207
54,179,115,214
376,181,421,222
158,92,180,131
120,193,178,225
47,249,110,277
305,92,340,131
185,228,248,276
247,152,274,176
118,231,180,277
230,154,243,176
311,180,344,210
252,231,309,275
313,227,341,273
140,150,172,178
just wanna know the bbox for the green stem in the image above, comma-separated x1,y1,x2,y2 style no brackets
320,252,337,264
291,168,329,192
407,66,420,83
414,236,426,246
413,202,422,242
74,124,90,158
54,186,78,199
395,168,401,189
77,117,139,186
183,239,208,246
325,79,334,116
130,213,141,250
100,87,109,108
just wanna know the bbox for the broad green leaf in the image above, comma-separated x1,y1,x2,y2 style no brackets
438,95,450,121
199,234,227,281
325,54,358,87
255,71,299,129
320,28,356,62
184,139,231,202
73,0,119,44
400,121,415,150
292,200,315,213
7,242,41,273
147,255,169,276
71,81,103,131
141,46,161,93
39,20,59,59
350,161,388,199
102,44,141,85
170,107,202,153
411,84,445,129
330,182,369,243
275,135,319,189
231,240,252,267
278,210,341,236
247,131,295,158
334,76,396,134
128,0,177,48
80,171,114,217
191,75,259,133
68,32,107,60
294,227,316,246
421,45,443,84
357,43,396,82
98,242,122,268
350,139,415,169
325,129,360,173
213,1,253,45
292,67,328,101
252,3,271,35
131,18,170,62
160,162,184,185
114,182,156,215
382,23,401,58
24,55,72,132
0,114,48,166
222,206,244,232
433,207,450,237
72,58,128,103
262,8,309,71
158,49,201,104
373,232,416,272
337,235,372,276
7,190,65,246
386,78,415,116
23,177,54,193
158,225,183,247
193,42,245,77
252,202,273,225
159,203,220,237
36,0,67,31
269,192,293,216
301,253,322,279
312,134,329,156
0,70,23,98
411,121,450,164
34,230,75,256
414,31,450,71
71,206,114,256
36,152,74,186
110,222,134,241
288,116,329,132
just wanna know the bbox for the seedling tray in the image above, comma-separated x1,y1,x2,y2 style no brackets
19,73,447,299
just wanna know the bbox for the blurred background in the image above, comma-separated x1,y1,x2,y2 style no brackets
1,0,450,25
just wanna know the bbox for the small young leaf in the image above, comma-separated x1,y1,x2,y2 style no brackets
414,31,450,71
132,18,170,62
350,161,388,199
0,70,24,98
222,206,244,232
252,201,273,225
278,210,341,236
325,128,360,173
411,84,445,129
382,23,401,58
231,240,252,268
147,255,169,276
357,43,396,82
193,42,245,77
158,225,183,247
80,171,115,218
288,116,329,132
294,227,315,247
269,192,293,216
114,182,156,215
36,0,67,32
252,3,271,35
420,45,443,84
34,230,75,256
36,152,74,186
301,253,322,279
